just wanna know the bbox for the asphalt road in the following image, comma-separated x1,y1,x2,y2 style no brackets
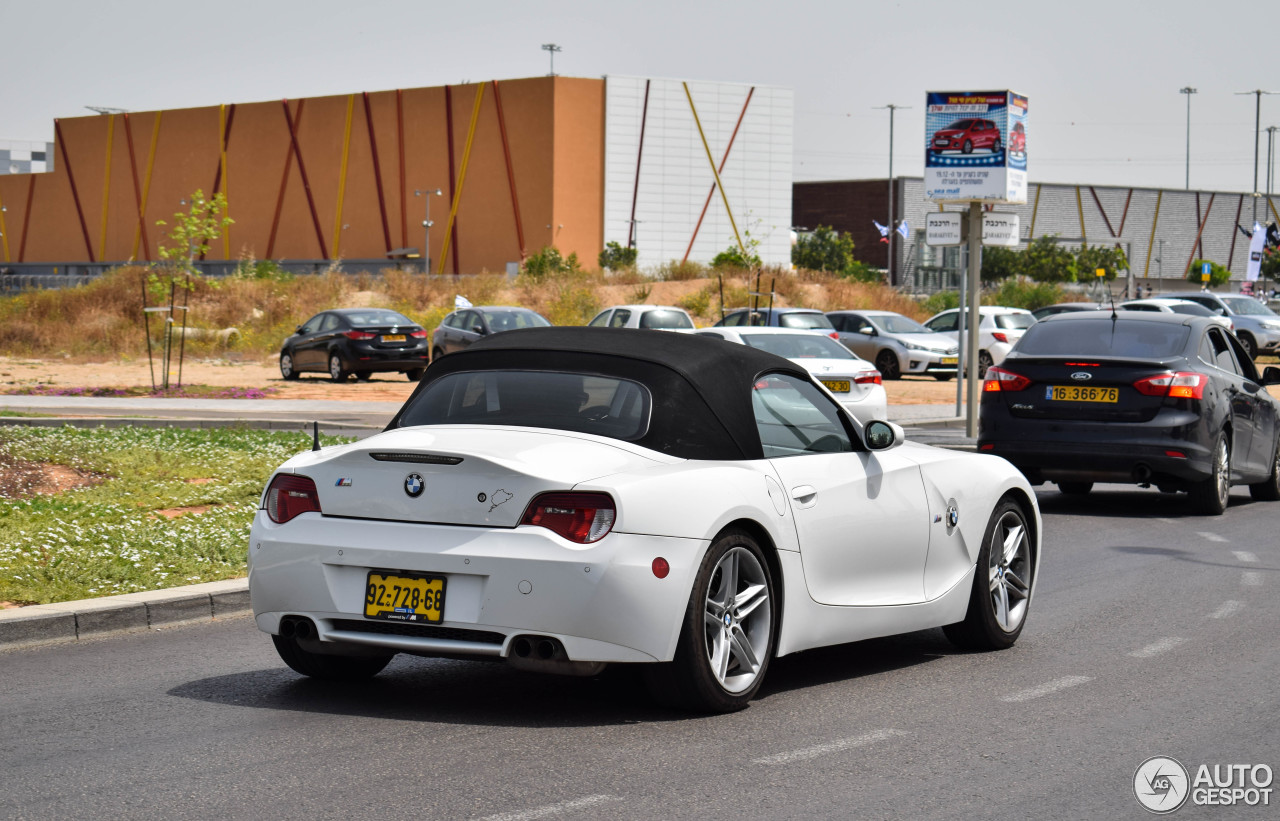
2,485,1277,820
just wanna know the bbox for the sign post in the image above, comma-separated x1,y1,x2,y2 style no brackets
925,90,1028,437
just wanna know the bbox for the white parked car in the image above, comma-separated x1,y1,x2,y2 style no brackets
249,328,1041,712
923,306,1036,377
587,304,694,331
695,327,888,423
1117,298,1233,332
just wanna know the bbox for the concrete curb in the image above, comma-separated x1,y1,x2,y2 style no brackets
0,578,250,651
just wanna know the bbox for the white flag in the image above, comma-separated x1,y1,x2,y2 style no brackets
1246,222,1265,282
896,220,909,239
455,294,473,309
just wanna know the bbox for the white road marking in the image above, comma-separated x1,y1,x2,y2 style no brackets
476,795,621,821
752,729,908,765
1196,531,1228,543
1000,675,1093,703
1242,571,1263,586
1208,600,1244,619
1232,551,1259,563
1128,637,1186,658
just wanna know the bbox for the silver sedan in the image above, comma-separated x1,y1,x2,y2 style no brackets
827,310,958,381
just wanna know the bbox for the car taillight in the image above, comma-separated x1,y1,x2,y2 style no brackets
343,330,377,340
265,474,322,523
991,332,1009,344
1133,371,1207,399
855,370,882,385
409,330,428,338
983,366,1031,392
520,492,616,544
828,331,840,340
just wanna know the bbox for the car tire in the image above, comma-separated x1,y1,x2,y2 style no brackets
943,498,1034,651
271,634,393,681
962,139,973,154
992,137,1002,153
1249,435,1280,501
328,353,349,383
406,368,425,382
1057,481,1093,495
1189,431,1231,515
934,374,953,382
977,350,994,379
354,371,371,382
875,350,901,380
643,528,776,713
431,346,444,362
279,351,300,381
1237,333,1256,360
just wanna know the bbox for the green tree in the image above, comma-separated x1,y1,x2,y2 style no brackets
520,246,582,282
597,241,637,272
156,189,232,276
980,246,1022,282
792,225,856,273
1020,235,1075,283
1186,259,1231,288
1072,244,1129,282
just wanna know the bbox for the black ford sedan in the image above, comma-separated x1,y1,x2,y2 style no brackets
978,312,1280,514
280,308,430,382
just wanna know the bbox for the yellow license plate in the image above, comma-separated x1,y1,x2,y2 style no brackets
364,571,445,623
381,334,406,342
941,357,958,365
1047,385,1119,403
822,380,851,393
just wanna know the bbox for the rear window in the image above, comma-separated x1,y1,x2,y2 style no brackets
397,370,651,440
482,310,550,331
1017,319,1191,358
639,309,694,330
994,313,1035,330
741,333,853,360
779,313,835,330
345,310,415,327
1168,303,1212,316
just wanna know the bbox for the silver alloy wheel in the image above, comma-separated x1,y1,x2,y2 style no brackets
329,355,343,381
988,510,1031,633
1212,437,1230,509
702,546,772,694
280,353,294,378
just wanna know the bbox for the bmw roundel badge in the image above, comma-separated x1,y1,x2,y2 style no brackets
404,473,425,498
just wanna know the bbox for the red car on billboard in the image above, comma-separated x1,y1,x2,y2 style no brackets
1009,121,1026,154
931,118,1002,154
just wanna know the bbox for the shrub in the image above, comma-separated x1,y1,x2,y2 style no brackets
792,226,856,274
677,288,712,318
920,290,962,316
1186,259,1231,288
991,277,1064,311
598,241,637,272
712,243,761,270
654,260,707,281
520,246,582,282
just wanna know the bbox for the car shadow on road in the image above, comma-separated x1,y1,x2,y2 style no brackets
167,630,952,727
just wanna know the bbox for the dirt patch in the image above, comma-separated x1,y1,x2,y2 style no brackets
0,454,103,499
153,504,214,519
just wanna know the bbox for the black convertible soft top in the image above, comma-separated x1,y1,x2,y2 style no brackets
386,327,813,460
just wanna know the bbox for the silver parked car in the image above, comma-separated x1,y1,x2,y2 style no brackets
827,310,959,381
1161,292,1280,360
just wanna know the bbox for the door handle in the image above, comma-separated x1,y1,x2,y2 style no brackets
790,485,817,507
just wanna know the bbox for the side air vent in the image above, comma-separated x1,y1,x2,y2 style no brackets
368,452,464,465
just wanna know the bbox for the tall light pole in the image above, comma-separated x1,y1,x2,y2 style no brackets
1179,87,1196,189
1235,89,1277,225
541,43,561,76
414,188,442,274
1266,125,1278,208
874,103,910,285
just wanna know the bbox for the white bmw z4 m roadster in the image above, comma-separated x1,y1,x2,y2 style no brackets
249,327,1041,712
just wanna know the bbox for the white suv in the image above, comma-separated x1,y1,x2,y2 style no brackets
923,306,1036,377
587,304,695,331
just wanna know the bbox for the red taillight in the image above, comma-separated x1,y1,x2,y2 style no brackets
855,370,882,385
265,474,322,523
991,332,1009,344
409,329,427,338
343,330,377,340
1063,362,1100,367
828,331,840,340
983,366,1031,392
1133,371,1206,399
520,492,616,544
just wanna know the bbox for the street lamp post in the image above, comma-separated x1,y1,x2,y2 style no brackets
874,103,910,285
414,188,442,274
1267,125,1278,208
541,43,561,76
1179,87,1197,189
1235,89,1277,225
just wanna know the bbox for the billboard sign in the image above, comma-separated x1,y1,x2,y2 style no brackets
925,90,1027,204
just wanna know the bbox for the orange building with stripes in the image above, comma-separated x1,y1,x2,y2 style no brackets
0,75,794,274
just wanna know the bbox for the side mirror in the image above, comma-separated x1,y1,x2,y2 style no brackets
859,327,876,336
1263,366,1280,386
864,420,905,451
295,325,305,334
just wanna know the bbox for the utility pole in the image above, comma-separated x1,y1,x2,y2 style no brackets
1179,87,1196,189
1235,89,1276,225
1267,126,1278,207
541,43,561,76
874,103,910,285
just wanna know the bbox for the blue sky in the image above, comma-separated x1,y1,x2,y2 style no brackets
4,0,1278,193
